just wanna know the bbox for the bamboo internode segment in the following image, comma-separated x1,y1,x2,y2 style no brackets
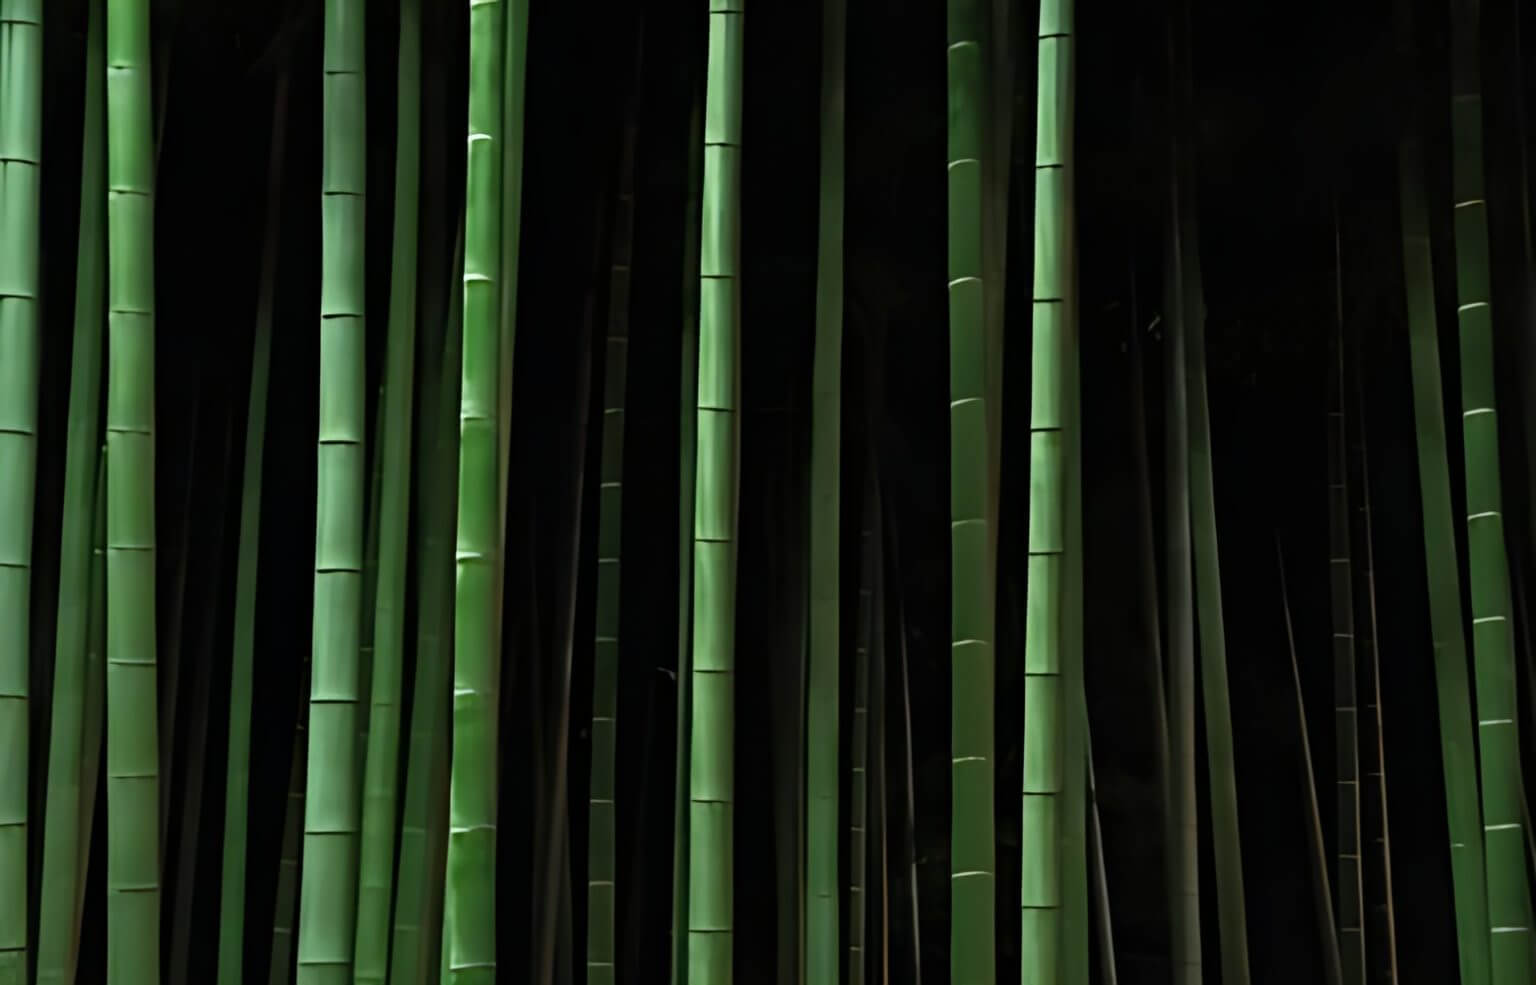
1449,2,1534,981
0,1,42,979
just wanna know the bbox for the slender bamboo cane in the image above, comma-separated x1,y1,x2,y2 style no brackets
806,0,846,980
445,0,510,975
0,0,42,970
297,0,367,981
1349,379,1399,985
215,67,289,985
1277,537,1345,985
1020,0,1074,981
1085,721,1117,985
391,220,463,985
1448,2,1535,979
1176,10,1250,978
353,0,422,977
848,511,875,985
686,4,743,982
946,0,998,978
37,2,106,978
104,0,162,979
585,33,643,985
271,706,308,985
1327,210,1366,985
80,446,107,929
1394,5,1490,978
890,542,921,985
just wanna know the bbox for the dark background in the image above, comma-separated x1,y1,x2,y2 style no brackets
23,0,1536,983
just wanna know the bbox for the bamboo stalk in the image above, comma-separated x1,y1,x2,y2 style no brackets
216,64,289,985
807,0,846,980
104,0,163,979
1448,1,1535,979
0,0,43,970
37,2,106,978
296,0,368,981
848,510,875,985
1277,537,1345,985
1020,0,1075,981
352,0,423,978
1327,207,1366,985
1393,3,1490,978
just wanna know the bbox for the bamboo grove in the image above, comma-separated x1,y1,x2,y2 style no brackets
7,0,1536,983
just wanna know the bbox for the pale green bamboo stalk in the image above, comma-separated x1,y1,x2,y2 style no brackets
686,2,744,980
0,0,42,976
36,2,106,978
217,67,290,985
806,0,845,980
297,0,368,981
444,0,509,977
946,0,998,977
352,0,422,979
1020,0,1074,981
104,0,162,980
1448,2,1534,979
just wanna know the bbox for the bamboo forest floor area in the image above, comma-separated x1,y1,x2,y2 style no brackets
5,0,1536,984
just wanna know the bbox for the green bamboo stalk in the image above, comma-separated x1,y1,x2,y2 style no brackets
946,0,998,978
1020,0,1073,981
444,0,509,975
806,0,846,980
390,219,462,985
1163,153,1200,985
1170,9,1250,978
1085,722,1117,985
80,446,107,930
216,67,290,985
1448,2,1534,980
671,89,705,985
1277,537,1345,985
352,0,422,978
585,34,642,985
104,0,162,979
36,2,106,978
0,0,42,976
848,515,874,985
1350,380,1399,985
1327,211,1366,985
272,708,308,985
1394,6,1490,978
297,0,367,981
686,3,743,980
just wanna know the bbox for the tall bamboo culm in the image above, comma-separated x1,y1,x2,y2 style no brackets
1448,1,1534,980
806,0,846,980
945,0,997,980
104,0,162,980
297,0,367,982
687,2,744,982
1394,0,1489,974
0,0,41,979
1020,0,1075,981
445,0,507,978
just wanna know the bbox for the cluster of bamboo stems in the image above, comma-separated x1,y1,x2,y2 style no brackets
3,0,1536,984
